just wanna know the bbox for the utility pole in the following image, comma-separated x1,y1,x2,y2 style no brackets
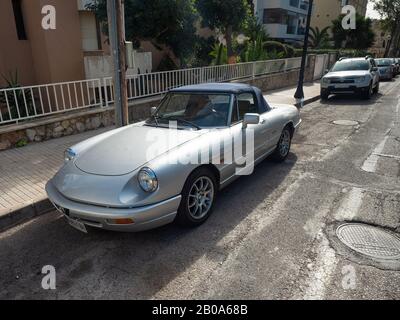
294,0,314,108
107,0,129,127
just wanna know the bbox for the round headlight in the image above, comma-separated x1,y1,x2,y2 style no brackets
138,168,158,193
64,148,77,163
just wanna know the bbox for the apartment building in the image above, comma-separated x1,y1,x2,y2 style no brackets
0,0,152,88
253,0,310,44
311,0,368,31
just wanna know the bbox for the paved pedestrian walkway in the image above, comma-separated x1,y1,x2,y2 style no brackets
0,82,320,217
266,81,320,105
0,128,111,216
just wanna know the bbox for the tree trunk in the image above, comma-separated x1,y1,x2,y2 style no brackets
225,25,234,63
388,22,400,57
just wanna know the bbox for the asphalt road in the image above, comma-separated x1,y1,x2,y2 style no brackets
1,79,399,300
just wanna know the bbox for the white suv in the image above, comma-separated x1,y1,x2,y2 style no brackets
321,57,380,100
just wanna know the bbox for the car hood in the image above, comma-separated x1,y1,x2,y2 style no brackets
324,71,370,78
74,124,204,176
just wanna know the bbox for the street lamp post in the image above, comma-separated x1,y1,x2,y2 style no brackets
294,0,314,108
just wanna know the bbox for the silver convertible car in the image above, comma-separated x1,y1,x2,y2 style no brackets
46,83,301,233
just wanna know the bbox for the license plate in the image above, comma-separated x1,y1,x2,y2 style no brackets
334,84,350,88
66,216,87,233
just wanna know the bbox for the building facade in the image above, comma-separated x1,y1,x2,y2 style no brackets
311,0,368,31
0,0,152,88
253,0,310,44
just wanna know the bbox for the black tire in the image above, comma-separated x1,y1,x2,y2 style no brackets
373,82,379,94
321,92,329,101
176,167,217,227
362,83,373,100
271,126,292,162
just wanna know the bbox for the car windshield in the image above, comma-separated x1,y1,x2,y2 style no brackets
331,60,370,72
146,93,232,129
376,59,392,66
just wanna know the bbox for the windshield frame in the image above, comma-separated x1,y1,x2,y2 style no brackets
145,91,234,130
331,60,371,72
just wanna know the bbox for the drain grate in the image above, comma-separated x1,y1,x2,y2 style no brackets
333,120,359,126
336,223,400,260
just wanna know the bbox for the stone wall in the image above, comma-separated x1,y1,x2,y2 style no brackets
0,55,317,151
0,108,114,150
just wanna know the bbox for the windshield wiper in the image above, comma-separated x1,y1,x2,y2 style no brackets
162,117,201,130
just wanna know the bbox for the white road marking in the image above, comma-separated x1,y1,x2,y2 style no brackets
302,233,337,300
361,136,389,173
335,187,364,221
301,187,364,300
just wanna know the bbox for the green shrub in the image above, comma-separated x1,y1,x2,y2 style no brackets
15,138,28,148
263,41,288,57
284,45,295,58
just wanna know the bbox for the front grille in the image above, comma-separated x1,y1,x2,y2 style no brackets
330,78,355,84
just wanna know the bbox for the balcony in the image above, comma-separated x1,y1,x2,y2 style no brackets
263,23,305,40
256,0,309,14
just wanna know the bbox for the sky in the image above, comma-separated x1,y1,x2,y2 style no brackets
366,0,381,19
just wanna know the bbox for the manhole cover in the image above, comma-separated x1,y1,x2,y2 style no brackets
333,120,359,126
336,223,400,260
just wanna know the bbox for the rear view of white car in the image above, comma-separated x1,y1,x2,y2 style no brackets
321,57,380,100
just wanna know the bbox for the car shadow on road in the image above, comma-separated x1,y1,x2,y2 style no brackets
0,154,298,299
319,93,384,106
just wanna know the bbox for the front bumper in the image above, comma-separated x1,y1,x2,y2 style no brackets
45,181,181,232
321,85,370,95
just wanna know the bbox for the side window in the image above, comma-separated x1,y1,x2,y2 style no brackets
237,93,258,120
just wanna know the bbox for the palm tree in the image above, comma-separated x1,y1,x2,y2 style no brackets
309,26,331,48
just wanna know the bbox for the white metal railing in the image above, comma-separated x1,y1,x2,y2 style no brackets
0,57,302,125
0,79,102,125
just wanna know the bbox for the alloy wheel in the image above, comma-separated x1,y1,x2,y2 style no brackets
279,129,291,157
187,176,214,220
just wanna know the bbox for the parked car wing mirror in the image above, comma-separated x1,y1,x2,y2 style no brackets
324,69,329,75
372,67,378,72
151,106,157,116
242,113,260,129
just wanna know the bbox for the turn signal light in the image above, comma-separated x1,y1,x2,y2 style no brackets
110,218,134,225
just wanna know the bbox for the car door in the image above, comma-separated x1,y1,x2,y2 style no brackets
235,92,271,160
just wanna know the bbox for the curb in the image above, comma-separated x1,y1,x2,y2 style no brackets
295,95,321,108
0,199,54,233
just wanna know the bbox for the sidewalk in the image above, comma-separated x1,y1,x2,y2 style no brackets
266,81,320,106
0,82,321,231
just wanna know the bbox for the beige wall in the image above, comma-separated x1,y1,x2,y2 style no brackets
24,0,85,84
0,0,36,86
312,0,368,31
0,0,86,87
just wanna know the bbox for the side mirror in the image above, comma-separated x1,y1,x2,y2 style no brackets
324,69,329,75
242,113,260,129
372,67,378,72
150,106,157,116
